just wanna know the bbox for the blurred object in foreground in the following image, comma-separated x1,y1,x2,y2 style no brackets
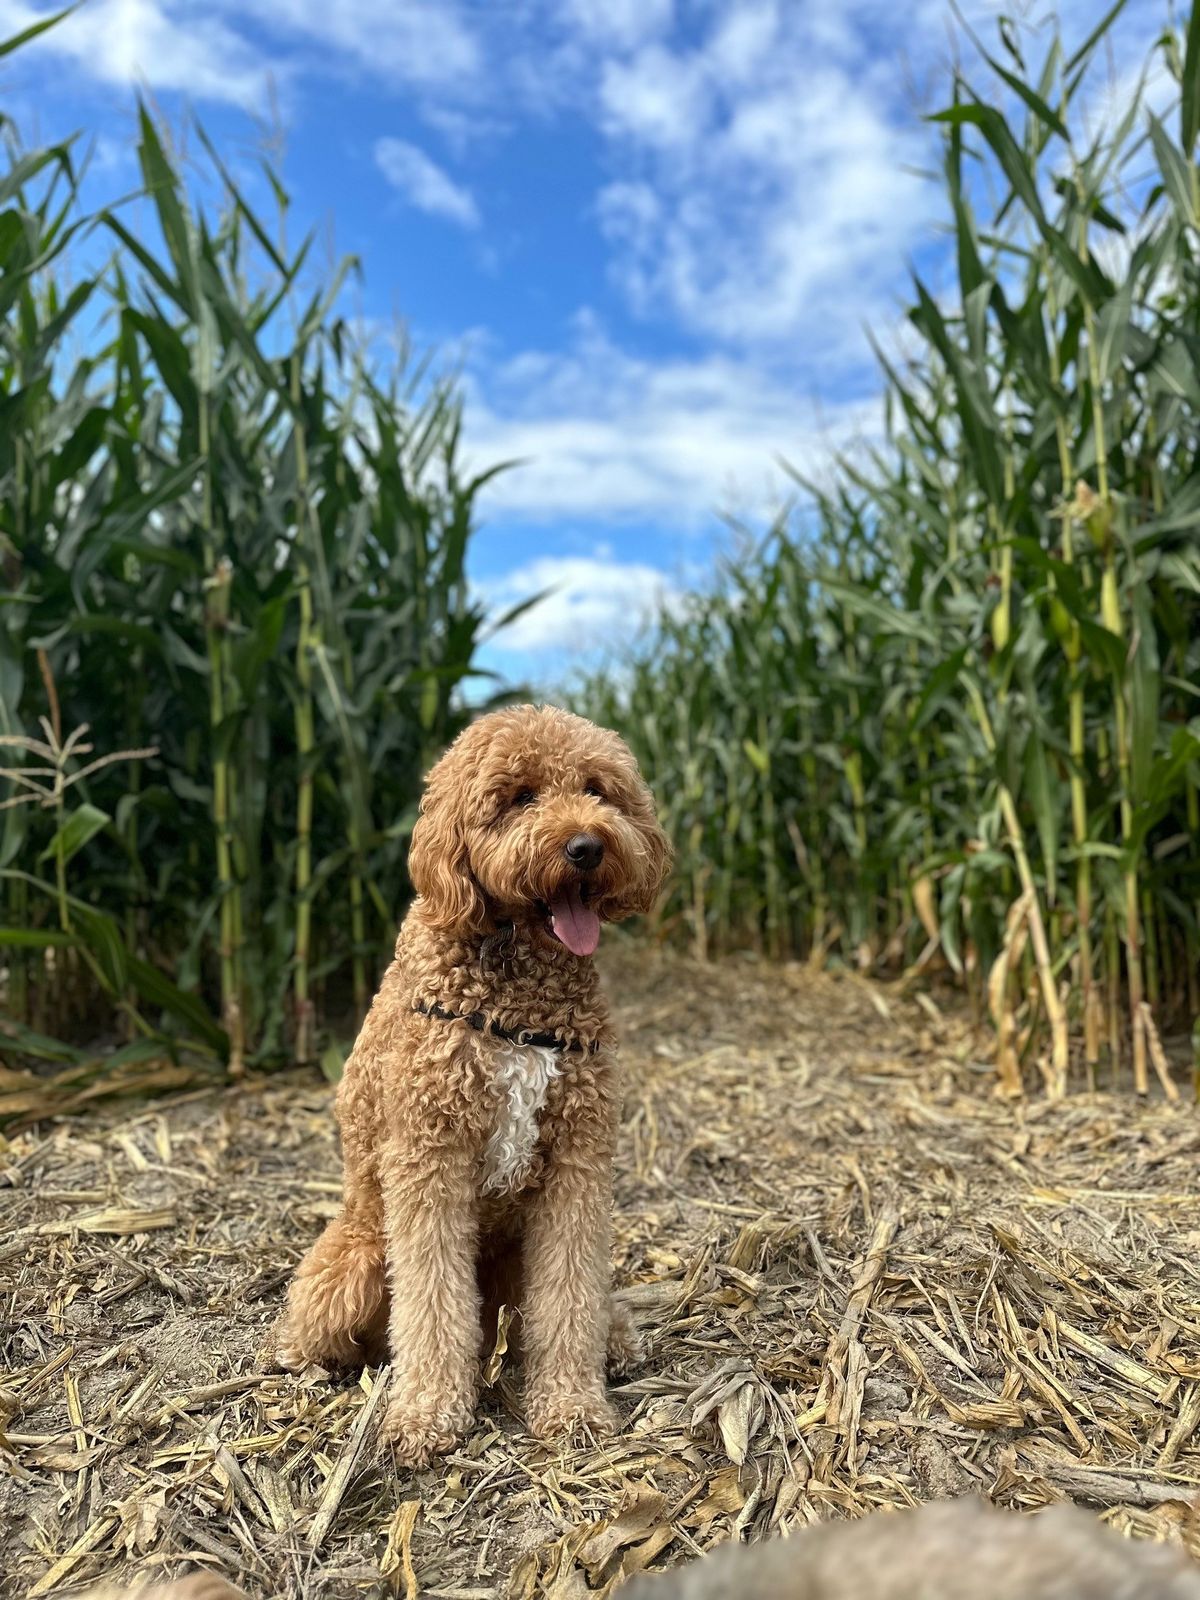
621,1498,1200,1600
84,1577,245,1600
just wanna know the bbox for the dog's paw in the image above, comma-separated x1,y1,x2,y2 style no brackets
526,1388,617,1448
606,1303,645,1374
379,1399,473,1468
267,1322,308,1374
270,1311,377,1376
269,1321,334,1376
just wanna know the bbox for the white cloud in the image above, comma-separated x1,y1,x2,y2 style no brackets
584,0,1176,365
706,4,779,81
558,0,673,52
0,0,484,110
418,102,508,157
239,0,481,90
462,315,881,526
595,179,660,237
599,45,711,150
375,137,480,228
480,553,680,660
0,0,273,107
590,9,936,361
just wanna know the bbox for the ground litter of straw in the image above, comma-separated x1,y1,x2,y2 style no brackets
5,944,1200,1598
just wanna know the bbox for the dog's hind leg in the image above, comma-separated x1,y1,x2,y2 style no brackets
274,1056,392,1371
275,1088,387,1376
274,1193,388,1371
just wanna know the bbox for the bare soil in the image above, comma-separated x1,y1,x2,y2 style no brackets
4,943,1200,1599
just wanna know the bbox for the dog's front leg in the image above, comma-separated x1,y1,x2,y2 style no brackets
379,1139,479,1467
522,1100,618,1445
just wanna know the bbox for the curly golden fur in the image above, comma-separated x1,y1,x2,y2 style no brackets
274,705,671,1465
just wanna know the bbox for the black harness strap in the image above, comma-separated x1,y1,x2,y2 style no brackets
413,998,599,1054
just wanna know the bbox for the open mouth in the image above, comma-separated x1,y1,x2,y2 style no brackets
540,880,602,958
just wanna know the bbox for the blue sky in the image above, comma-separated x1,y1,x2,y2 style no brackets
2,0,1174,691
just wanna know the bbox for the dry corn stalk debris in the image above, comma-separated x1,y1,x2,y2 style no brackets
4,947,1200,1599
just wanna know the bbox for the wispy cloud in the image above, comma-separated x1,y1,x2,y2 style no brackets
599,44,712,150
0,0,485,110
0,0,274,108
591,4,936,366
462,314,881,527
557,0,673,52
480,551,681,662
240,0,481,89
374,137,480,228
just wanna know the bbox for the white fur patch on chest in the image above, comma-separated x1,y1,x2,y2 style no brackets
480,1042,561,1197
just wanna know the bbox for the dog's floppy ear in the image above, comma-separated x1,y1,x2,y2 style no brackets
406,767,489,935
604,764,672,920
626,801,673,917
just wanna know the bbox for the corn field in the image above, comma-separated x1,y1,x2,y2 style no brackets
1,19,524,1075
579,6,1200,1096
4,6,1199,1099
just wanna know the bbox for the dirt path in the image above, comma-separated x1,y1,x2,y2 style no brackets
4,946,1200,1598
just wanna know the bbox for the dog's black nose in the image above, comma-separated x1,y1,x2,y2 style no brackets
565,832,604,871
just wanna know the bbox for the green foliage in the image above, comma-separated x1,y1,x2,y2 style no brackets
579,9,1200,1091
1,62,512,1068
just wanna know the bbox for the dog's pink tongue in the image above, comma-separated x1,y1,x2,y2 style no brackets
549,883,601,957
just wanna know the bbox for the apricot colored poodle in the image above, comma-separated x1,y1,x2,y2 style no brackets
274,705,671,1464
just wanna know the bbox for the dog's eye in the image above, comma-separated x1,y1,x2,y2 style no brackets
584,782,605,801
511,789,537,809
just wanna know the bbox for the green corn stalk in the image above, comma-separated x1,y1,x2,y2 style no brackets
5,5,1198,1099
1046,271,1099,1071
575,5,1200,1093
203,544,244,1076
290,349,317,1067
1081,310,1147,1093
966,677,1070,1091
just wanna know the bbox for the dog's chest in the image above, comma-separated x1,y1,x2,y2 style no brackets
479,1042,562,1196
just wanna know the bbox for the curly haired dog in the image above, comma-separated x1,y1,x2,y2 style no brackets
274,704,671,1464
